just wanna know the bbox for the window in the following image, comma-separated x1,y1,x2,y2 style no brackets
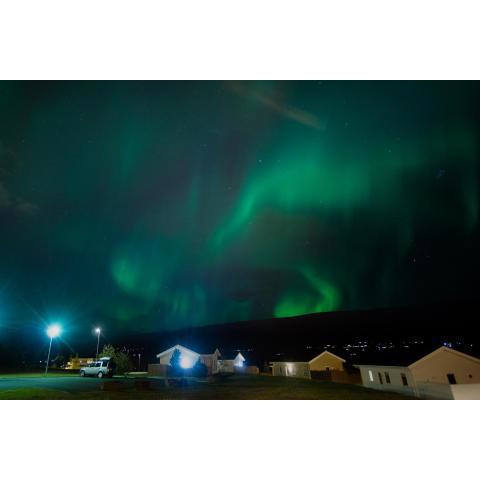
102,360,108,367
447,373,457,384
378,372,383,384
368,370,374,382
385,372,391,384
401,373,408,386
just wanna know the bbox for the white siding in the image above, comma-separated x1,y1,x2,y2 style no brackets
358,366,416,397
272,362,311,379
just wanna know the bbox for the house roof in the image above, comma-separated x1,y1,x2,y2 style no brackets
156,344,223,358
408,346,480,369
353,364,409,370
271,361,309,365
354,346,480,369
309,350,346,364
156,344,200,358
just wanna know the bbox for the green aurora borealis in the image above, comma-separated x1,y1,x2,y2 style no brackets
0,81,479,333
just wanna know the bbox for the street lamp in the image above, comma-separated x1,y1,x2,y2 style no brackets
45,324,61,375
95,328,101,359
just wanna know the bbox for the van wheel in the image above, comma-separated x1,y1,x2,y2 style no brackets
80,371,85,377
97,371,104,378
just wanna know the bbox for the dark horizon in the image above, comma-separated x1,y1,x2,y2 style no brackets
2,299,479,369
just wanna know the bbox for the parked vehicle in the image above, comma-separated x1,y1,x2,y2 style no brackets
79,357,116,378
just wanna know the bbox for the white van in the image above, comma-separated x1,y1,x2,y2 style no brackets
79,357,116,378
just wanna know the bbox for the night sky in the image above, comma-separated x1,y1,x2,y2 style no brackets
1,81,479,339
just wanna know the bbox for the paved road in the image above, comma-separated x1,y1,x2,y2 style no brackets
0,376,122,393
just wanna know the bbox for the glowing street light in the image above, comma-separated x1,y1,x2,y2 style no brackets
45,324,61,375
95,327,101,359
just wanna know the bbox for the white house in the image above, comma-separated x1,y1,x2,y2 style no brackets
219,353,246,372
156,344,221,375
155,345,247,375
355,364,417,397
272,350,346,379
356,346,480,399
272,361,311,378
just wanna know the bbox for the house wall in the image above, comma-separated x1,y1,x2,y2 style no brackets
358,366,416,397
410,350,480,385
272,362,310,379
220,360,234,373
159,351,174,365
310,353,344,371
416,382,454,399
159,349,200,367
199,355,219,375
66,357,94,369
450,384,480,399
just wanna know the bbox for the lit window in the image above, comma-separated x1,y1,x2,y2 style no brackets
368,370,374,382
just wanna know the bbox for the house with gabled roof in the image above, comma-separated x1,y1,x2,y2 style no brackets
219,352,246,372
153,344,248,376
309,350,346,372
271,350,347,379
355,346,480,399
408,346,480,385
156,344,221,375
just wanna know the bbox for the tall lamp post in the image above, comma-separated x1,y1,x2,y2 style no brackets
45,324,61,376
95,328,101,359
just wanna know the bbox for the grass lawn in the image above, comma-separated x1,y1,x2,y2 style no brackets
0,374,414,400
0,373,75,379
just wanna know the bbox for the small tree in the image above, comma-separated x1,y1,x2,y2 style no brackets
52,354,65,369
114,350,133,375
169,348,183,377
99,344,116,359
98,344,133,375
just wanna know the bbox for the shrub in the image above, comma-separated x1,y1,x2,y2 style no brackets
169,348,183,377
192,358,208,377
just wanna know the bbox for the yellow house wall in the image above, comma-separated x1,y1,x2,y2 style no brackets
410,350,480,384
310,353,344,371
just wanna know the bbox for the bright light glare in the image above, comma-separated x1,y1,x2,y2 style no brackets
234,359,244,367
95,328,101,334
180,354,195,369
47,324,61,338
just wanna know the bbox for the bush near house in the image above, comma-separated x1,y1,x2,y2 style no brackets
191,358,208,377
169,348,184,377
99,344,134,375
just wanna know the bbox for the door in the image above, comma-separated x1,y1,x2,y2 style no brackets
85,363,95,375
